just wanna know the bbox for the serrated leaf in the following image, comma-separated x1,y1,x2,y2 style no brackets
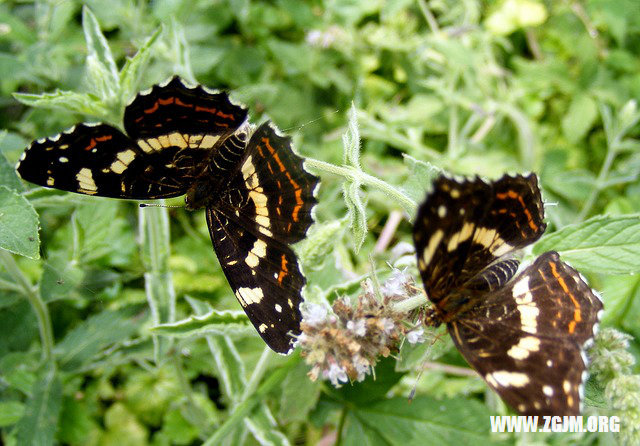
343,181,367,253
533,214,640,274
0,149,23,191
120,27,163,101
151,309,253,337
0,186,40,259
343,396,491,445
55,309,139,371
343,102,361,169
82,6,119,101
562,93,598,143
12,90,109,117
16,364,62,446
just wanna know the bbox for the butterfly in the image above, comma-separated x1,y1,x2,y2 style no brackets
412,173,603,415
17,76,319,353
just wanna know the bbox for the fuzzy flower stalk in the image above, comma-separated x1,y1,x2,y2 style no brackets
298,268,426,387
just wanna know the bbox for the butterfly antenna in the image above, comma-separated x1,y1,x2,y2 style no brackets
282,109,341,132
139,203,184,209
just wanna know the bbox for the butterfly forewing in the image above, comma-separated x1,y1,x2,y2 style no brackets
413,174,546,307
17,77,248,200
123,76,247,140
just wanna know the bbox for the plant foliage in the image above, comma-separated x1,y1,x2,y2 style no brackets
1,1,639,445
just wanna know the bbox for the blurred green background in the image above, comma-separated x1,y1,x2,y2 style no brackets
0,0,639,445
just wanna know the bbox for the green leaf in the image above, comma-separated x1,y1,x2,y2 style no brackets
55,309,139,371
562,93,598,143
401,155,439,207
151,309,253,337
332,356,404,406
187,296,248,398
120,27,163,102
600,274,640,330
82,6,119,102
0,149,23,191
57,396,97,445
298,219,344,268
16,364,63,446
343,103,362,170
0,400,25,427
244,408,290,446
12,90,109,118
485,0,548,36
39,252,84,303
343,181,367,254
0,186,40,259
279,359,321,423
343,396,492,445
533,214,640,274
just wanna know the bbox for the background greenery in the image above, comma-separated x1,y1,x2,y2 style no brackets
1,0,639,445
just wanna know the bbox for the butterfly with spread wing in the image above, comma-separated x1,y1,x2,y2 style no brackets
17,76,319,354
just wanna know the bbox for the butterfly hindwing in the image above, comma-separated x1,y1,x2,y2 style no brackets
449,252,603,415
207,209,304,353
206,123,318,353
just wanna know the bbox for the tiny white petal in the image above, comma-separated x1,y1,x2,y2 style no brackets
407,328,425,344
347,319,366,337
302,303,329,326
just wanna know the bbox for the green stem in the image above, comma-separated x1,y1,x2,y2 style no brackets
202,353,299,446
0,250,54,362
416,0,440,34
304,158,417,218
241,347,272,401
139,205,176,362
577,146,617,222
173,355,211,432
392,294,428,313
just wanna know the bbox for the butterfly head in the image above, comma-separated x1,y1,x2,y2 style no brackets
184,181,212,211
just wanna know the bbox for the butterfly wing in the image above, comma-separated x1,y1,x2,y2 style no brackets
449,252,603,415
17,77,248,200
207,122,319,353
413,174,546,308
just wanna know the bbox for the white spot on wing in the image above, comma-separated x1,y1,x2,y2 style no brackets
486,371,530,388
235,287,264,306
422,229,444,265
513,276,539,334
76,168,97,194
506,336,540,360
